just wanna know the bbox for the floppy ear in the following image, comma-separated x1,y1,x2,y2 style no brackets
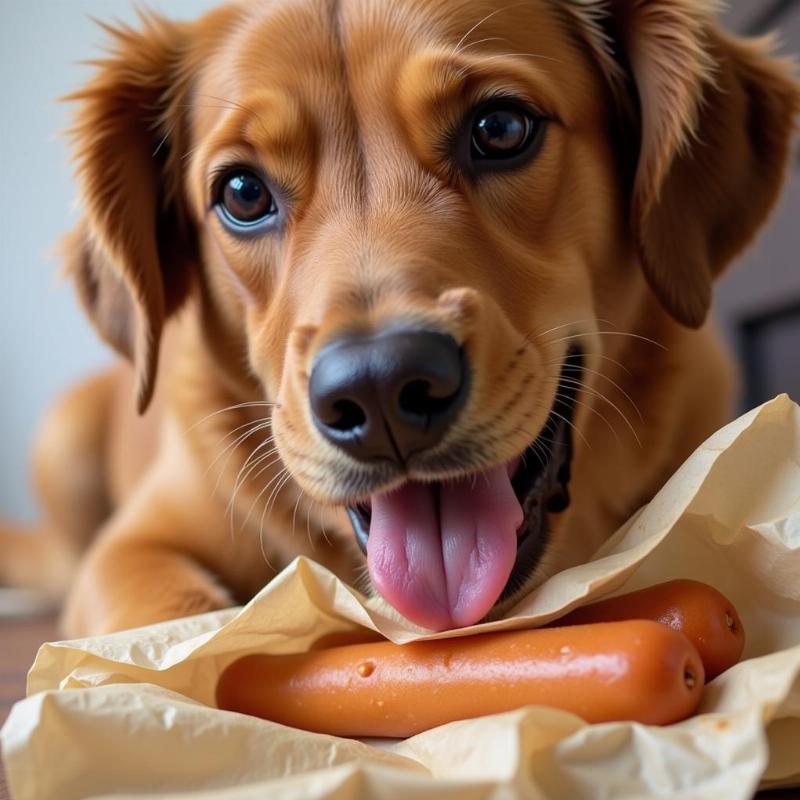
64,12,197,411
576,0,800,327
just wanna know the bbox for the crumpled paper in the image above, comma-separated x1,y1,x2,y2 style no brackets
2,394,799,800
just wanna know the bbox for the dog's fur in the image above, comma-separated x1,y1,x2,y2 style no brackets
1,0,798,636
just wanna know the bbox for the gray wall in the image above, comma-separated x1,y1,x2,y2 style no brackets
0,1,217,521
715,2,800,409
0,1,797,521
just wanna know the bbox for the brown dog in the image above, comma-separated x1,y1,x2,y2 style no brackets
1,0,798,635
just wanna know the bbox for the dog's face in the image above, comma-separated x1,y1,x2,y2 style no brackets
66,0,798,629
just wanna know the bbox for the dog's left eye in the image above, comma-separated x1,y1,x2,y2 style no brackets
470,103,543,162
214,169,277,231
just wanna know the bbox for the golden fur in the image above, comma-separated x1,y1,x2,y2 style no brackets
1,0,798,635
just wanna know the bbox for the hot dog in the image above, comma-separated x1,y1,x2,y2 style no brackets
553,580,744,680
216,619,704,737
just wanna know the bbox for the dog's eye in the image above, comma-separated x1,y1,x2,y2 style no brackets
216,169,277,229
470,103,543,161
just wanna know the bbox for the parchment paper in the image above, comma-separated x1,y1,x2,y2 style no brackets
2,394,799,800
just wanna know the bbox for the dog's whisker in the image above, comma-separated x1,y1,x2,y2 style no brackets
455,51,562,79
175,103,238,110
211,428,272,501
186,401,276,433
229,450,277,510
181,144,202,161
306,497,317,550
454,35,509,54
489,52,563,64
550,366,642,446
256,500,276,572
260,472,297,553
202,418,270,479
319,506,332,548
578,364,644,422
209,422,272,495
291,488,305,541
213,434,276,499
255,466,291,543
494,406,580,466
547,408,591,451
226,444,282,519
238,455,288,532
452,4,523,54
236,436,279,471
543,351,633,378
532,439,551,469
150,101,200,159
246,448,283,484
218,415,273,437
556,374,642,446
224,449,264,547
555,372,632,421
264,469,295,525
152,118,179,158
228,443,265,533
210,417,273,456
544,331,668,351
525,437,548,471
527,317,617,343
256,467,289,537
462,401,566,466
555,390,621,447
543,359,642,419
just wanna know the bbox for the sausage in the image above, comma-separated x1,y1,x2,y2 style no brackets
553,580,744,680
216,620,704,737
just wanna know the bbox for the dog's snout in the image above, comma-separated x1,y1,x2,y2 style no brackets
309,329,468,463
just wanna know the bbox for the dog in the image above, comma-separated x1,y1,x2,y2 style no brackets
1,0,797,636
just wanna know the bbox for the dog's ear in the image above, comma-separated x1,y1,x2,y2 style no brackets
577,1,800,327
63,12,197,412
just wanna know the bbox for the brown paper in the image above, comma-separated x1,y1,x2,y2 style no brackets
2,394,799,800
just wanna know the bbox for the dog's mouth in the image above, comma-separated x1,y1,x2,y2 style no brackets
346,350,581,631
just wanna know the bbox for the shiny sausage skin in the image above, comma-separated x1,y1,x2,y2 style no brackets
554,580,744,680
216,619,704,737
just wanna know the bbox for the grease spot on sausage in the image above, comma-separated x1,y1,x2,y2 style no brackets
357,661,375,678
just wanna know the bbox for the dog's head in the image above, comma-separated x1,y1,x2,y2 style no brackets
65,0,799,629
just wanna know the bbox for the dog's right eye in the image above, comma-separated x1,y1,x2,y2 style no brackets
215,169,277,231
455,98,548,177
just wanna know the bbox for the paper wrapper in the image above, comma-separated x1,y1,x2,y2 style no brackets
2,394,800,800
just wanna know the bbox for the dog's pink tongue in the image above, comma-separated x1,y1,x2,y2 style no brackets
367,466,522,631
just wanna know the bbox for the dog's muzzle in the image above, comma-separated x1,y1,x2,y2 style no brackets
340,348,582,631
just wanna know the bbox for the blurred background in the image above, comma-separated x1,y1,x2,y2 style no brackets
0,0,798,521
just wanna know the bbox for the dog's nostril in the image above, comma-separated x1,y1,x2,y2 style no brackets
399,380,431,418
329,399,367,432
398,379,457,419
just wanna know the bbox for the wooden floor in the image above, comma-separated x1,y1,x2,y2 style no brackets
0,615,60,800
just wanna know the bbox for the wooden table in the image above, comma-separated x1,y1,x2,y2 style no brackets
0,615,60,800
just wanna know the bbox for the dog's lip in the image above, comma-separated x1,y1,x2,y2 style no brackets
347,348,581,605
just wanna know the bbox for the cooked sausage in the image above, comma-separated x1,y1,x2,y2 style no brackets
216,619,704,737
553,579,744,680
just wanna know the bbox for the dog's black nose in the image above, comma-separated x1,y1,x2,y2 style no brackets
309,329,467,463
